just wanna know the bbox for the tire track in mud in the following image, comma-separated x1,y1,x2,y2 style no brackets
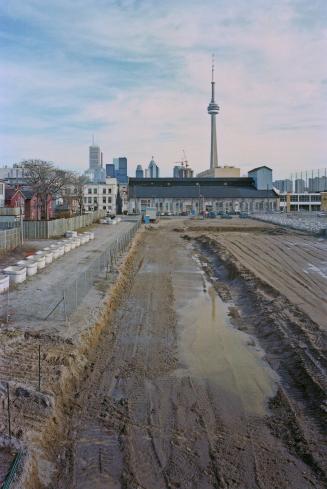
193,234,327,486
51,223,327,489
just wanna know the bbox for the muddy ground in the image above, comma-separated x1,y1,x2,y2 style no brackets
1,217,326,488
49,219,326,489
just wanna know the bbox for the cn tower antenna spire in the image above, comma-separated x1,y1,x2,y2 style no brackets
207,54,219,169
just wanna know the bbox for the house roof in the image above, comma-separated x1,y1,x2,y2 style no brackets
5,187,24,201
20,188,34,200
248,165,272,173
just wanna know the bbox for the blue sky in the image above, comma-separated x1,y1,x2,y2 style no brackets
0,0,326,178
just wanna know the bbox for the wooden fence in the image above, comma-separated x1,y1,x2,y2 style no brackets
0,227,21,253
23,210,106,239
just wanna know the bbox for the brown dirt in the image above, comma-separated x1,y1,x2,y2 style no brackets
1,218,326,489
47,220,326,488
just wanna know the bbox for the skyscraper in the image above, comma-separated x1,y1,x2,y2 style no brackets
207,56,219,169
113,157,128,184
106,163,115,178
148,157,160,178
89,139,101,170
135,164,144,178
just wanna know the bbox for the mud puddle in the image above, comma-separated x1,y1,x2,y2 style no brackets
173,246,278,416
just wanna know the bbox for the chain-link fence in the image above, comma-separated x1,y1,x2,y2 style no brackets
251,212,327,235
45,220,141,321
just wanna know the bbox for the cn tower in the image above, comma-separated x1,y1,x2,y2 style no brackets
207,55,220,169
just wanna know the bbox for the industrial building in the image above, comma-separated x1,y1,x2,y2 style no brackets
279,192,327,212
128,167,278,215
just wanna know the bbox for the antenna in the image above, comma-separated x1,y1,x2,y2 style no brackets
211,53,215,82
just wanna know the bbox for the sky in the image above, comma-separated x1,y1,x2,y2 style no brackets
0,0,326,179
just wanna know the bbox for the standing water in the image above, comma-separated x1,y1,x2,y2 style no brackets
172,247,278,417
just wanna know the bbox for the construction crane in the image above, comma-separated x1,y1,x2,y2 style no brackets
182,149,189,168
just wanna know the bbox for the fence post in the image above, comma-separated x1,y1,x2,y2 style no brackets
38,344,41,392
7,383,11,439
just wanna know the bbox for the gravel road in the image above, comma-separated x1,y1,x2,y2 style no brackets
3,220,136,327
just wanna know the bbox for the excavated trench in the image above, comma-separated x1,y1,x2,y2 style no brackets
192,235,327,484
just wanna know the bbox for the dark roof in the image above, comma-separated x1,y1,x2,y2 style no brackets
20,188,34,199
248,165,272,173
130,185,277,199
129,177,256,188
5,187,24,201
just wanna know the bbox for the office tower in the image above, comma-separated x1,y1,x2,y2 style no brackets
136,164,144,178
148,157,160,178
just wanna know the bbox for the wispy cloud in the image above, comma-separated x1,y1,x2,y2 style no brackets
0,0,326,177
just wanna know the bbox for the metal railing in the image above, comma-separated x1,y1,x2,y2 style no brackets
45,220,141,321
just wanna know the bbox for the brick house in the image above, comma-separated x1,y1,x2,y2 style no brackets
5,187,25,214
20,188,54,220
5,186,54,220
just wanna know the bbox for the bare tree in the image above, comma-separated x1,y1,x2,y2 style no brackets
71,174,89,215
23,160,74,220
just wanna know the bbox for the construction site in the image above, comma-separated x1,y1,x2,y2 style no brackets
0,215,326,489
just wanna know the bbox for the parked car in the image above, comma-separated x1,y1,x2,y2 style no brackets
221,213,232,219
208,211,216,218
239,212,249,219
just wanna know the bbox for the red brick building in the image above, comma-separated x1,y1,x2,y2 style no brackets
4,187,25,213
5,186,54,220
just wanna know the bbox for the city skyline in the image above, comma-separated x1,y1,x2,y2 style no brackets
0,0,326,178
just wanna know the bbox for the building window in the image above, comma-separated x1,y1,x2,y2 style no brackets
88,188,92,194
103,206,106,210
108,197,111,203
88,197,92,203
103,188,106,194
109,189,111,194
94,197,97,203
103,197,106,203
93,188,97,194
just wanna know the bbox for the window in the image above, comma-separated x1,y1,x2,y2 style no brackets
94,197,97,203
88,188,92,194
109,189,111,194
108,197,111,203
84,197,87,203
0,184,3,194
103,206,106,210
311,195,321,202
103,197,106,203
88,197,92,203
103,188,106,194
93,188,97,194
